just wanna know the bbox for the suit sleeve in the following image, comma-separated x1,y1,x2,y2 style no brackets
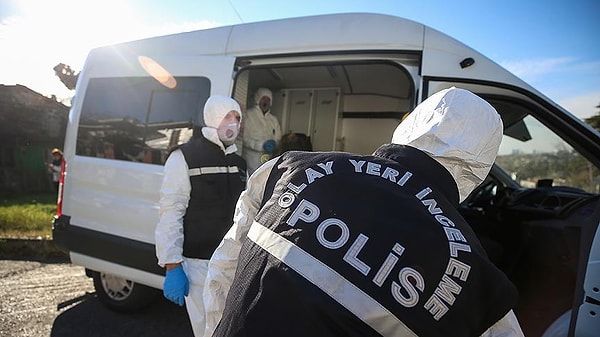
154,150,191,267
202,158,277,337
242,107,267,152
479,310,524,337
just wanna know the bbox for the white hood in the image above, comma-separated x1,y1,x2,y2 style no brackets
253,87,272,105
200,95,242,152
392,87,503,202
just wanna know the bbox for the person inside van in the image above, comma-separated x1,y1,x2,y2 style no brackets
274,132,313,156
242,87,282,175
155,95,246,337
202,87,524,337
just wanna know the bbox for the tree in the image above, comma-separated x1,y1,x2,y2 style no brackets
584,102,600,131
53,63,79,90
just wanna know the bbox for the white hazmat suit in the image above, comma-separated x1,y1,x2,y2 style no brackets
155,95,242,337
242,88,282,175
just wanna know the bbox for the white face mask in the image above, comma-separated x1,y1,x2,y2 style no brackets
217,122,240,144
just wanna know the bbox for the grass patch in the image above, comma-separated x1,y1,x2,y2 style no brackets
0,193,57,239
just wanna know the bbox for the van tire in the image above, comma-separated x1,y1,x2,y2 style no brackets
92,271,159,312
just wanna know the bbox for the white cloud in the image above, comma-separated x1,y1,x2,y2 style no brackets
499,57,574,80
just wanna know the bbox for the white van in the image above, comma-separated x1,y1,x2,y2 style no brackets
53,13,599,336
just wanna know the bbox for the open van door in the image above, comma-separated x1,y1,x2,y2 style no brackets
56,50,236,311
425,80,600,335
569,209,600,337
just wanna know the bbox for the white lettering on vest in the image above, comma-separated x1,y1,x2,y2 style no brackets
366,162,381,176
287,199,320,227
372,243,405,286
397,172,413,186
415,187,432,200
391,267,425,307
421,198,443,215
317,161,334,175
343,233,371,275
316,218,350,249
449,242,472,257
434,274,462,305
423,294,449,321
349,159,366,172
446,258,471,281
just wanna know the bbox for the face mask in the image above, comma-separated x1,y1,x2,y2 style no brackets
217,122,240,143
260,101,271,113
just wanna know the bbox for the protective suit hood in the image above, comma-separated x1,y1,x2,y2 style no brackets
200,95,242,151
254,88,272,105
202,95,242,129
392,87,503,202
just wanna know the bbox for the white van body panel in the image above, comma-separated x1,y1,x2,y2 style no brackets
71,252,164,290
62,56,236,246
225,13,424,55
65,157,162,243
575,224,600,336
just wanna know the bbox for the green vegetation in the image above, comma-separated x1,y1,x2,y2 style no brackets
496,149,600,193
0,193,57,238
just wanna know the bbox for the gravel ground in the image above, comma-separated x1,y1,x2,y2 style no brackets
0,259,193,337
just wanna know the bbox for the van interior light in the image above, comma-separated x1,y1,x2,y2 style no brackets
460,57,475,69
138,56,177,88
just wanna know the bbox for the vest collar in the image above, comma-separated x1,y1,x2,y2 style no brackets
373,144,460,206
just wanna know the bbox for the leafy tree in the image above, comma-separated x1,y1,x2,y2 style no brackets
53,63,79,90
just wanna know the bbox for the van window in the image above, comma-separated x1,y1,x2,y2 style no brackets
497,114,599,193
76,76,210,164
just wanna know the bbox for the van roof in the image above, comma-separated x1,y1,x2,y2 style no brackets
89,13,532,90
105,13,424,56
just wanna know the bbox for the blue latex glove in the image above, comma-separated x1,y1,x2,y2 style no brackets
163,265,189,306
263,139,277,153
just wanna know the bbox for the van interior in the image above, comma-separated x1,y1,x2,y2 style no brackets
232,56,419,155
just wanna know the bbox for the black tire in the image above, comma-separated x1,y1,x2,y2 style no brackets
92,271,160,312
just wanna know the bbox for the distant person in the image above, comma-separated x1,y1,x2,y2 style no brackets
103,143,115,159
242,88,282,175
46,148,63,193
203,87,524,337
155,95,246,337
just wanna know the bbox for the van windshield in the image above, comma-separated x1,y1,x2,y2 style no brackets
496,114,599,193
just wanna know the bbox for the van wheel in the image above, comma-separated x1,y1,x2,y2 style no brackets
92,271,159,312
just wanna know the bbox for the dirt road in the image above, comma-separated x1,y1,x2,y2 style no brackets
0,260,193,337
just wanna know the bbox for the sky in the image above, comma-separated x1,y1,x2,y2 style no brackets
1,0,599,119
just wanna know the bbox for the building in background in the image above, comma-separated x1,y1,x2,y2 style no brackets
0,84,69,194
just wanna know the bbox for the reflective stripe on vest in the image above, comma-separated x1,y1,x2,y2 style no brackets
188,166,240,176
247,221,418,337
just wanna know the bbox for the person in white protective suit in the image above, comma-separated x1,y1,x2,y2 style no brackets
242,87,282,175
202,87,524,337
154,95,246,337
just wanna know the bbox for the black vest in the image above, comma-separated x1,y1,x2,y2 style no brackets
214,145,517,337
179,136,246,259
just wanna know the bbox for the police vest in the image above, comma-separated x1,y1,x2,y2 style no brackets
179,136,246,259
214,144,517,337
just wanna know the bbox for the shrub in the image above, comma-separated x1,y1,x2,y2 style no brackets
0,194,57,238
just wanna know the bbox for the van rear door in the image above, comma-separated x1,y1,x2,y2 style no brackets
56,52,236,289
